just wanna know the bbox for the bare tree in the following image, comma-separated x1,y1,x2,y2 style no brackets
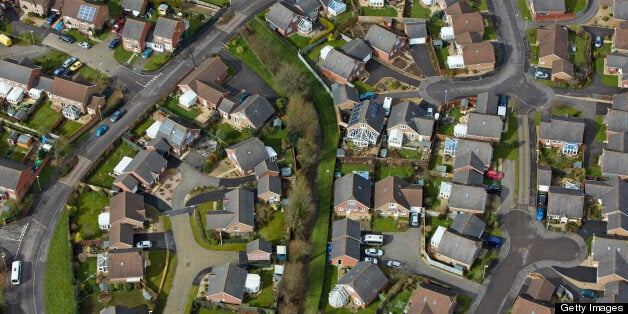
284,174,315,238
279,262,307,305
288,239,311,263
276,64,310,96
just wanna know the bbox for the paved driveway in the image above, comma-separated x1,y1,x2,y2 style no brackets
133,231,175,251
365,59,422,87
220,50,279,99
42,32,121,75
410,44,438,77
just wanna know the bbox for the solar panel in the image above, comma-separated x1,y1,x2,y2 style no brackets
78,5,96,22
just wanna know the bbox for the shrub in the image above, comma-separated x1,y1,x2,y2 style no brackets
23,18,35,25
602,16,610,21
235,46,244,54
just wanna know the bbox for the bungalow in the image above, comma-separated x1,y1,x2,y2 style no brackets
150,17,186,52
461,42,495,71
341,38,372,63
404,18,428,45
346,100,386,147
205,263,248,305
538,115,585,156
599,149,628,179
205,188,255,235
586,178,628,236
447,184,487,215
331,261,389,308
331,218,361,241
49,76,104,119
387,101,435,148
121,0,148,17
465,113,503,142
254,160,279,180
149,116,201,155
320,48,366,84
364,25,408,60
178,57,229,90
221,95,275,130
329,237,360,267
226,137,269,175
121,19,152,53
331,83,360,110
0,158,36,200
450,212,485,239
374,176,423,217
107,252,145,284
537,24,569,69
114,150,167,191
591,236,628,285
614,28,628,54
246,239,272,263
0,59,42,91
333,173,372,217
406,283,457,314
537,166,552,192
109,192,145,228
265,2,312,36
257,175,281,203
530,0,566,20
547,186,584,222
605,109,628,137
62,0,109,35
430,226,481,272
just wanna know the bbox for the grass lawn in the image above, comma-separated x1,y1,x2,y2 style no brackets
162,96,200,121
144,53,171,71
184,285,199,314
262,128,287,153
572,34,589,68
565,0,586,12
0,133,9,157
376,164,414,181
399,148,421,159
114,45,134,64
17,32,42,45
196,201,215,213
287,34,311,49
259,211,286,242
203,0,230,5
75,257,96,283
517,0,533,20
594,115,606,143
307,39,346,61
74,191,109,239
602,74,619,87
483,25,496,40
211,122,244,145
373,215,409,232
427,19,443,39
26,101,61,132
64,29,95,45
132,118,155,137
334,10,355,25
527,28,537,44
530,45,539,64
85,143,138,187
471,0,488,11
439,107,463,135
435,46,450,69
45,210,77,313
108,0,123,18
353,80,375,93
145,250,168,291
389,290,412,313
466,250,497,282
154,253,176,313
38,164,57,186
426,215,452,240
189,214,246,251
227,35,279,95
456,294,473,313
534,111,541,126
552,105,582,117
360,6,397,17
493,113,519,161
409,2,431,18
244,271,274,307
33,50,70,74
340,162,370,175
77,65,107,83
58,120,84,138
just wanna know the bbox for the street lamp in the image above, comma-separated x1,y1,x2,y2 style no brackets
0,253,5,272
482,264,488,280
30,31,34,44
36,175,41,191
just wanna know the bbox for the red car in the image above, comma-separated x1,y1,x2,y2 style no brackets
111,19,125,33
485,170,504,179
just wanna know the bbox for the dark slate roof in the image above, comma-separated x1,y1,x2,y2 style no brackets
607,211,628,233
585,178,628,215
254,160,279,179
33,75,54,91
206,263,247,301
437,229,481,266
387,101,435,138
157,116,199,151
258,175,281,196
146,137,170,156
450,212,485,238
246,238,272,254
347,100,386,132
154,17,184,39
218,97,238,114
121,18,150,41
206,188,255,229
606,53,628,69
537,166,552,187
456,139,493,166
467,113,503,139
341,38,372,61
0,158,29,190
121,0,146,12
606,109,628,133
227,137,268,171
233,94,275,129
598,280,628,303
336,261,388,303
334,173,372,207
601,149,628,177
321,49,362,80
364,25,403,55
613,92,628,111
123,150,167,184
607,132,628,153
448,184,487,213
592,236,628,280
531,0,565,12
331,83,360,106
547,186,584,219
330,237,360,260
453,150,484,173
615,0,628,20
404,18,428,38
452,168,484,186
475,92,499,115
293,0,320,14
331,218,361,241
539,115,585,144
0,58,40,87
113,173,139,191
266,2,300,30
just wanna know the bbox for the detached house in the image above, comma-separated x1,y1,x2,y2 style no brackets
387,101,436,148
293,0,321,20
599,149,628,179
246,239,272,263
538,115,585,156
121,0,148,17
204,263,248,305
461,42,495,71
265,2,312,36
113,150,167,192
605,109,628,137
329,218,361,267
206,188,255,235
226,137,269,175
465,113,503,142
49,76,104,119
613,28,628,54
429,226,481,272
450,212,485,239
406,283,458,314
0,159,37,200
178,56,229,89
150,17,186,52
254,160,279,180
364,25,408,60
604,53,628,88
221,94,275,130
148,116,201,155
107,252,145,284
346,100,386,147
330,261,389,308
452,151,485,186
537,24,574,82
374,176,423,217
320,48,365,84
257,175,281,203
179,80,229,109
591,236,628,285
586,178,628,236
333,173,372,217
62,0,109,35
451,12,484,37
530,0,566,20
109,192,145,228
451,139,493,168
447,184,487,215
18,0,52,15
331,83,360,110
547,186,584,222
341,38,372,63
121,18,152,53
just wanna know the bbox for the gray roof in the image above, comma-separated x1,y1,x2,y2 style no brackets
157,116,199,150
33,75,54,91
598,280,628,303
453,150,485,173
113,172,139,191
601,149,628,177
17,134,31,144
456,139,493,166
347,100,386,132
254,160,279,179
608,132,628,152
613,92,628,111
294,0,320,14
233,94,275,129
336,261,388,303
206,263,247,301
606,109,628,133
537,166,552,187
437,229,481,266
227,137,269,171
121,0,146,12
450,212,486,238
121,18,150,41
475,92,499,115
585,178,628,216
266,2,300,31
146,137,170,155
218,97,238,114
404,18,428,39
388,101,435,138
0,158,28,190
606,53,628,69
448,184,487,213
331,218,362,241
206,188,255,229
615,0,628,20
321,49,362,80
330,237,360,260
246,238,272,255
452,168,484,186
154,17,183,39
341,38,372,61
539,115,585,144
547,186,584,219
258,175,281,196
531,0,565,12
0,59,40,87
467,113,503,140
123,150,167,184
331,83,360,107
607,211,628,233
334,173,372,208
99,305,137,314
364,25,404,55
592,236,628,280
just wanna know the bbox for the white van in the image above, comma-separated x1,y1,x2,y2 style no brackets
11,261,22,285
361,234,384,246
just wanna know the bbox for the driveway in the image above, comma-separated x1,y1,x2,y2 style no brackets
410,44,438,77
365,59,422,87
3,7,50,39
219,49,279,99
133,231,176,251
41,32,121,76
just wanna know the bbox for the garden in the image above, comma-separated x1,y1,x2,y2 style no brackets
84,142,139,187
26,101,61,133
69,190,109,240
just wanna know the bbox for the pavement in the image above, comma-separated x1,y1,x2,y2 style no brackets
133,231,176,252
41,32,121,76
516,115,531,205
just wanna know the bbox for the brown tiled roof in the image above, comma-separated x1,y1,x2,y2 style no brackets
374,176,422,209
63,0,109,23
616,28,628,51
462,42,495,65
108,251,144,280
407,283,457,314
193,80,229,104
455,31,482,45
180,57,228,87
109,222,134,248
510,296,553,314
537,24,569,61
526,277,555,301
451,12,484,36
552,59,574,77
445,1,472,16
109,192,145,225
50,76,96,104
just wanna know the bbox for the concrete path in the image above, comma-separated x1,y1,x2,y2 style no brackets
516,115,530,205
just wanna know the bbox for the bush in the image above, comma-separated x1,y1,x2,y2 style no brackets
124,282,134,292
235,46,244,54
602,16,610,21
308,18,334,44
23,18,35,25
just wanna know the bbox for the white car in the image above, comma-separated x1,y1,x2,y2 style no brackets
364,257,378,265
136,241,152,249
78,41,91,49
535,71,549,79
386,260,402,268
364,248,384,257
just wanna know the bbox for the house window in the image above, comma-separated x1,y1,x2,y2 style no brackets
360,208,365,212
389,203,396,208
286,27,292,33
361,123,366,128
338,207,344,211
348,200,355,205
400,125,407,129
234,227,240,232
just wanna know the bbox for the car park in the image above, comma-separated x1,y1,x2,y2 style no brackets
487,184,502,195
484,235,502,248
535,71,549,79
111,19,125,33
62,57,78,68
386,260,402,268
136,241,152,249
538,193,547,206
78,41,91,49
141,48,153,59
45,13,59,25
109,109,126,122
59,34,76,43
581,289,599,300
53,67,65,76
69,61,83,72
364,257,378,265
485,170,504,179
536,207,545,220
364,248,383,257
109,38,121,49
410,212,419,226
595,36,602,48
95,125,109,136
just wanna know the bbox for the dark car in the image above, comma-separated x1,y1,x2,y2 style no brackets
484,235,502,247
538,193,547,206
109,38,121,49
499,95,508,106
45,13,59,25
487,184,501,195
536,207,545,220
59,34,76,43
61,67,72,76
53,67,65,76
109,109,126,122
581,289,599,300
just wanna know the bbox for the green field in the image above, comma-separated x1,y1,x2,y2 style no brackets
85,143,138,187
45,210,77,314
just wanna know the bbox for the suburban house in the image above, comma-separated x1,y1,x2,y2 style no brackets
444,1,472,23
113,150,167,192
148,116,201,156
537,166,552,192
107,252,145,284
0,59,42,91
0,158,37,200
254,160,279,180
62,0,109,35
226,137,269,175
448,138,493,168
333,173,372,218
206,188,255,235
121,18,152,53
613,28,628,54
373,176,423,217
406,283,457,314
591,236,628,285
605,109,628,137
450,212,485,239
386,101,436,149
246,239,272,263
364,25,408,60
150,17,186,52
611,92,627,111
320,0,347,17
474,91,498,115
108,222,136,250
452,167,484,186
320,48,366,84
525,277,556,302
220,94,275,130
265,2,312,36
536,24,571,72
18,0,52,15
293,0,321,20
453,149,485,174
586,178,628,236
48,76,104,119
599,149,628,179
121,0,148,17
598,280,628,303
465,113,503,142
538,115,585,156
510,295,553,314
460,42,495,71
547,186,584,222
346,100,386,147
109,192,145,228
552,59,574,82
332,218,362,242
404,18,428,45
331,83,360,110
179,79,229,110
341,38,372,63
330,261,389,308
604,53,628,88
451,12,484,37
607,132,628,153
447,184,487,215
204,263,248,305
530,0,566,20
178,56,229,90
429,226,481,272
329,236,361,267
257,175,281,203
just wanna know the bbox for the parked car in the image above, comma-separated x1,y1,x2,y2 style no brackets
485,170,504,179
62,57,78,68
484,235,502,247
386,260,402,269
536,207,545,220
499,95,508,107
61,67,72,76
45,13,59,25
78,41,91,49
53,67,65,76
487,184,502,195
55,21,64,31
237,92,249,102
109,109,126,122
364,248,383,257
359,92,374,101
581,289,599,300
95,125,109,136
69,61,83,72
136,241,152,249
364,257,378,265
59,34,76,43
109,37,121,49
141,47,153,59
535,71,549,79
111,19,125,33
538,193,547,206
595,36,602,48
410,212,419,226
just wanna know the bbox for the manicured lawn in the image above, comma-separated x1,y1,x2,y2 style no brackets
409,2,431,18
211,122,244,145
108,0,123,18
77,65,107,83
439,107,463,135
517,0,533,20
565,0,586,12
45,209,77,314
26,101,61,132
571,34,589,68
85,143,138,187
74,191,109,239
287,34,311,49
183,285,199,314
389,290,412,314
144,53,171,71
552,105,582,117
376,164,414,181
602,74,619,87
373,215,409,232
353,80,375,93
162,96,200,121
360,6,397,17
259,211,286,242
146,250,168,291
196,201,215,213
114,45,134,63
426,215,452,240
307,39,346,61
340,163,370,175
493,112,519,161
435,46,450,69
33,50,70,74
154,253,176,313
595,115,606,143
132,118,155,137
58,120,84,138
483,25,496,40
399,148,422,159
244,271,274,307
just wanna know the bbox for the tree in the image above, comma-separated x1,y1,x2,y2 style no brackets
288,239,311,263
297,138,319,174
284,174,315,238
286,94,318,146
276,64,310,96
54,135,71,160
279,262,307,305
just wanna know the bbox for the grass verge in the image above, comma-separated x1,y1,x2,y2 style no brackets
45,209,77,314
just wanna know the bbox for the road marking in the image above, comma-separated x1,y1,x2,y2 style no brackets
15,219,30,254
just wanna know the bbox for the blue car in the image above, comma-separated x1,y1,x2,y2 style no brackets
95,125,109,137
359,92,374,101
55,21,64,31
53,67,65,76
109,38,121,49
141,48,153,59
581,289,599,300
536,207,545,220
484,235,502,248
499,95,508,106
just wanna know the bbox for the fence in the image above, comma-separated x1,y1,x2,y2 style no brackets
423,253,465,276
68,116,100,142
192,300,276,314
186,0,223,11
297,52,332,95
76,239,104,246
300,35,328,54
338,156,428,167
357,16,393,23
121,137,142,151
